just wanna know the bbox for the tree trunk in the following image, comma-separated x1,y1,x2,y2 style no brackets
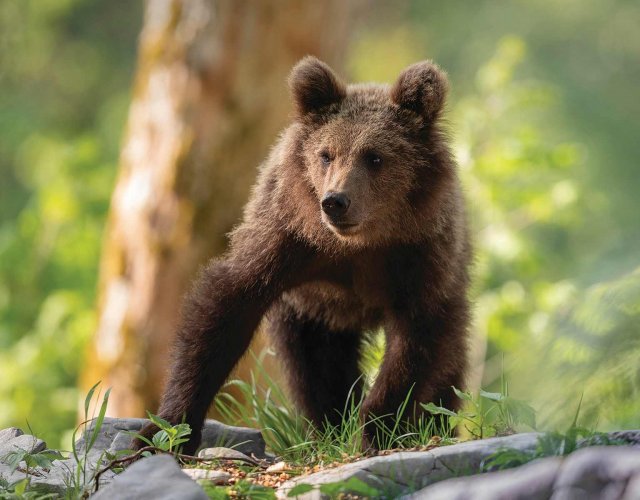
83,0,361,418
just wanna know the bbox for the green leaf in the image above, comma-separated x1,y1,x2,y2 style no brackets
287,483,314,497
4,448,29,473
481,447,533,471
480,390,505,402
172,423,192,440
201,483,231,500
341,477,380,496
13,478,29,495
317,478,380,497
147,412,172,431
319,482,342,496
84,381,101,419
452,387,474,401
87,387,111,451
152,430,170,450
30,450,64,470
571,393,584,429
123,429,154,448
502,397,537,429
171,437,190,448
421,402,458,417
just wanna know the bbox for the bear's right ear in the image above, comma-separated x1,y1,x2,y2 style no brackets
288,56,346,116
391,61,449,121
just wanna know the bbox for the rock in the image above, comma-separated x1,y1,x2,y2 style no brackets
75,417,268,458
278,431,640,499
91,455,208,500
267,461,289,473
28,459,79,497
75,417,150,457
606,430,640,446
0,430,71,496
198,447,255,463
0,427,23,444
278,433,540,499
402,445,640,500
0,433,46,458
404,457,562,500
109,430,137,455
552,446,640,500
200,420,267,458
181,467,231,484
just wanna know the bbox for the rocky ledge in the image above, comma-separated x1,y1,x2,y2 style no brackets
0,420,638,499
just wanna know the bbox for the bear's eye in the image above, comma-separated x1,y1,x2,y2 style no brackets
364,151,383,168
320,152,332,166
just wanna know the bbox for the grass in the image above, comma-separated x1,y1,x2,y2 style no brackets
213,354,453,467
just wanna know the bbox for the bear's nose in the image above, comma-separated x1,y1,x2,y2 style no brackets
321,192,351,219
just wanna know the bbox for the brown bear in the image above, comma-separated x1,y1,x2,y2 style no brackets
135,57,471,454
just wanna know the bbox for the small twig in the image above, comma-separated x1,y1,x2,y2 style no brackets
93,446,264,492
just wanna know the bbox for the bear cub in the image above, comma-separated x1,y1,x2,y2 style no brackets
137,57,471,454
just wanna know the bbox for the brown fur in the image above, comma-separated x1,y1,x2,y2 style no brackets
135,57,472,453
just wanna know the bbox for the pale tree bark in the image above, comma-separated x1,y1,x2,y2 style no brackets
83,0,361,418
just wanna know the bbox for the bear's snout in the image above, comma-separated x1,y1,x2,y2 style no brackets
321,191,351,220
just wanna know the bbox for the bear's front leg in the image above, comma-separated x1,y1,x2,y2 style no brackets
361,296,469,449
133,227,309,455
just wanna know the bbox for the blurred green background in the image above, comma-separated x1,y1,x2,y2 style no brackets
1,0,638,448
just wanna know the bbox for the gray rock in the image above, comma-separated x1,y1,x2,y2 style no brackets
75,417,147,457
198,447,255,463
0,452,74,496
278,433,540,499
0,433,46,459
200,419,267,458
398,445,640,500
91,455,208,500
405,457,562,500
181,467,231,484
108,430,137,455
606,430,640,446
552,446,640,500
0,428,23,444
76,417,267,458
623,472,640,500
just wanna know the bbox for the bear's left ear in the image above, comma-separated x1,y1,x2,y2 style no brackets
288,56,346,116
391,61,449,121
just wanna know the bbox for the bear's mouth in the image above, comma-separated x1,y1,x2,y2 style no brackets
328,221,360,235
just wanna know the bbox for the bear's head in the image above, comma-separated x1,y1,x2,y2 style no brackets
288,56,455,247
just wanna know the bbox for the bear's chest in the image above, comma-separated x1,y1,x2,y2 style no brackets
279,253,391,330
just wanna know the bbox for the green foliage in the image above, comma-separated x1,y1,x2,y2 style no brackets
214,352,312,461
2,448,65,478
422,385,536,439
0,477,57,500
0,444,64,500
482,397,629,472
215,356,448,466
517,266,640,428
128,413,192,456
67,381,111,498
0,0,141,447
202,479,277,500
287,477,383,499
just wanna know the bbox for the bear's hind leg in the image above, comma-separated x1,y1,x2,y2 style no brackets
267,303,364,429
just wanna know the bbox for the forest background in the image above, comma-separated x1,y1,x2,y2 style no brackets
1,0,638,449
